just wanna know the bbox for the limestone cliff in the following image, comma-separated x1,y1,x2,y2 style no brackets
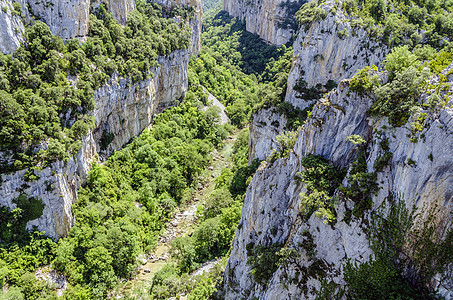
0,50,190,239
249,0,389,162
0,0,24,53
223,0,301,45
1,0,201,55
248,108,286,162
285,1,388,109
224,79,453,298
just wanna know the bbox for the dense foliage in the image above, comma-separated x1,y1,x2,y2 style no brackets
150,128,260,299
299,155,346,224
349,45,452,126
189,10,294,127
345,196,452,298
0,195,57,298
298,0,453,49
0,0,192,174
53,89,227,298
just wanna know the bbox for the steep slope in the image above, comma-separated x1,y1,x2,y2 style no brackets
0,0,24,53
0,0,202,239
284,1,388,109
247,0,389,161
0,51,190,238
224,77,453,298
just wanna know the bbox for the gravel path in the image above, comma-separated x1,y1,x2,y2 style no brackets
201,86,230,125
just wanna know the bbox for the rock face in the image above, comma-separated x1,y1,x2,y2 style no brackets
1,0,201,55
223,81,453,299
20,0,91,40
0,50,190,239
285,2,388,109
223,0,301,45
249,1,389,162
0,0,202,239
0,0,24,54
248,108,286,162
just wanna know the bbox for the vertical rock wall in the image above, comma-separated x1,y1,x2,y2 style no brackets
285,1,388,110
249,0,389,162
223,0,301,45
0,0,24,53
0,50,190,239
224,80,453,299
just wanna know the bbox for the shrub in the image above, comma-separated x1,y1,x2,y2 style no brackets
349,65,380,94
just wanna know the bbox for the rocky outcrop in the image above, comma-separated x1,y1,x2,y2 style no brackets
91,0,135,25
285,1,388,109
0,0,24,53
223,0,301,45
0,50,190,239
20,0,90,40
248,108,286,162
224,80,453,298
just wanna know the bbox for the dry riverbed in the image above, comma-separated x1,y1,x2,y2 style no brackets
116,134,236,298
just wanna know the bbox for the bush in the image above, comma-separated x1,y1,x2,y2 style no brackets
246,243,284,285
299,155,346,223
349,65,379,94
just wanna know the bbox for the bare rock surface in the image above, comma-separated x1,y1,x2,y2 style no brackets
224,80,453,299
223,0,300,45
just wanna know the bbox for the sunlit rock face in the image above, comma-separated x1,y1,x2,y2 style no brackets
0,0,25,54
0,0,203,239
223,0,301,46
224,79,453,299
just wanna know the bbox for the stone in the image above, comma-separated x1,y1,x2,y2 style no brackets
224,80,453,298
0,50,191,240
0,0,24,54
223,0,300,45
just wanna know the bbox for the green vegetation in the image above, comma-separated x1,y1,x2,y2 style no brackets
349,65,380,94
345,195,452,298
299,154,346,224
349,45,452,127
340,138,379,218
53,86,227,298
191,10,294,127
0,0,192,174
150,128,259,298
0,75,229,298
321,0,453,48
0,195,57,298
246,242,284,285
296,0,328,31
293,77,338,101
